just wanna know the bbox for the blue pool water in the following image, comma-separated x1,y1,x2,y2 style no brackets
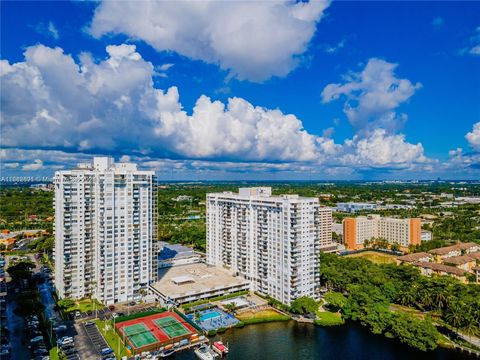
200,311,221,322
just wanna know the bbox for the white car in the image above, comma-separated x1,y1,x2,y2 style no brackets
30,336,44,343
54,325,67,332
58,337,74,346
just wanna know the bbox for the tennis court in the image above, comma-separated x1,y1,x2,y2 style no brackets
115,310,199,353
153,316,190,338
122,323,158,348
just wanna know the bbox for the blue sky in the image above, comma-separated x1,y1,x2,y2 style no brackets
1,1,479,180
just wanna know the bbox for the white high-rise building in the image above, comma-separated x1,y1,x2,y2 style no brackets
54,157,157,304
206,187,332,305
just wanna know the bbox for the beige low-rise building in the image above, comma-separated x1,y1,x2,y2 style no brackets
397,242,480,283
396,252,433,265
473,267,480,283
413,261,468,283
443,252,480,272
428,242,480,261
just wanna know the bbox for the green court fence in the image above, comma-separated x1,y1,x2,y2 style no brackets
115,308,166,323
174,308,204,333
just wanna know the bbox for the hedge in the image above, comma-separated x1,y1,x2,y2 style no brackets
182,290,249,312
115,308,166,323
173,308,204,333
254,292,291,313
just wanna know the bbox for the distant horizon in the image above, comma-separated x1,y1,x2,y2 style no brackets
2,178,480,186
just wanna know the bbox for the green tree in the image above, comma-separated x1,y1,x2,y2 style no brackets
290,297,318,315
57,298,76,311
224,303,238,314
324,292,347,312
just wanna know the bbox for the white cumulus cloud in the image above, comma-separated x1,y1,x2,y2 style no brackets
88,0,330,82
0,43,324,162
1,44,435,176
465,122,480,150
321,58,422,133
340,129,428,168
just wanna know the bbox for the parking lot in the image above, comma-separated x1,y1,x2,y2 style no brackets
72,322,104,359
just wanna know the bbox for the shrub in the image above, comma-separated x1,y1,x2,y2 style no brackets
115,308,166,323
290,297,318,315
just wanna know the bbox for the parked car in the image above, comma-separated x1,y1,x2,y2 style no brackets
33,349,48,356
54,325,67,332
61,343,75,351
100,348,113,356
30,336,44,343
58,336,74,346
85,321,95,326
64,347,77,355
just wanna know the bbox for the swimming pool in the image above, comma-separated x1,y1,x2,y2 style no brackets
200,310,221,322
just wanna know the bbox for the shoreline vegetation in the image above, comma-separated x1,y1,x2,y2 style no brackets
315,311,345,326
319,253,480,352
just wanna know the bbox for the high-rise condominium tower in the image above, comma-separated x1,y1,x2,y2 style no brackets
206,187,332,305
54,157,157,304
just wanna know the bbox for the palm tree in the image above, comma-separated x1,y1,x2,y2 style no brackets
462,321,478,338
432,290,447,310
445,303,464,331
224,303,238,314
398,291,415,307
419,290,433,311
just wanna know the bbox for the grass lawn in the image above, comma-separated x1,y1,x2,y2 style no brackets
315,311,344,326
66,299,105,313
236,309,290,325
389,304,428,319
95,319,131,359
345,251,397,264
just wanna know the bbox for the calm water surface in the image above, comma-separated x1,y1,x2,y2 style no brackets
175,321,474,360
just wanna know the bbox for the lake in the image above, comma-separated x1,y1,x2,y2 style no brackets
174,321,474,360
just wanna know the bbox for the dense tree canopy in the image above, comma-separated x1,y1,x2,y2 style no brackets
320,253,480,350
290,296,318,315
